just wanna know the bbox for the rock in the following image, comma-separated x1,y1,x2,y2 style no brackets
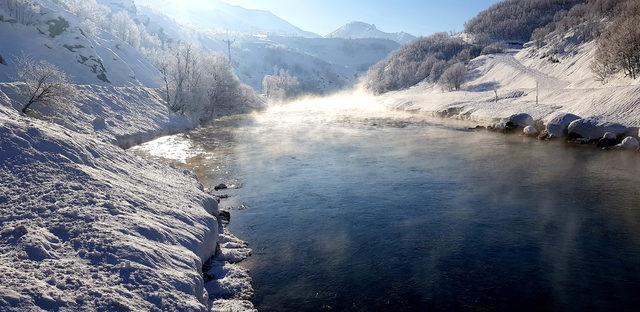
597,132,619,148
567,118,627,141
545,113,581,138
508,113,534,128
523,126,538,136
214,183,228,191
617,137,640,151
218,210,231,223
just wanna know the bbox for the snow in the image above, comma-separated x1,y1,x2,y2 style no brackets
546,113,581,138
567,118,627,141
509,113,534,127
0,2,160,87
0,83,254,310
0,104,219,311
0,83,192,147
379,42,640,139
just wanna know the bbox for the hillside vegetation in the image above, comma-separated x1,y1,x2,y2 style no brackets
365,0,640,94
464,0,584,44
364,33,481,94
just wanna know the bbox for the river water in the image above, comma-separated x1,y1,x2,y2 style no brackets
134,93,640,311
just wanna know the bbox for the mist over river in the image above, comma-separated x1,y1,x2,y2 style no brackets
134,93,640,311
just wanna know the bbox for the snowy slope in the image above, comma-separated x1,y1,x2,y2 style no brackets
0,1,160,87
135,0,319,38
0,84,256,310
377,42,640,130
0,83,191,147
327,21,416,44
0,104,219,311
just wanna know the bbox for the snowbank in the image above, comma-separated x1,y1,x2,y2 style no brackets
379,43,640,137
0,81,254,310
0,83,192,147
0,105,218,311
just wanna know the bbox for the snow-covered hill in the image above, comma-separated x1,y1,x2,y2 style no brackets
135,0,319,38
0,0,159,87
378,42,640,133
327,21,416,44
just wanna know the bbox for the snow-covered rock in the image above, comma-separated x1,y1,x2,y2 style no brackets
509,113,534,128
567,118,627,140
523,125,538,136
617,137,640,151
0,105,219,311
545,113,581,138
602,132,617,140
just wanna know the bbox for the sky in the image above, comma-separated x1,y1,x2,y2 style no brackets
221,0,500,36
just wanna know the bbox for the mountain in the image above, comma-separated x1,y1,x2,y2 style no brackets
327,21,416,44
136,7,399,94
134,0,319,38
0,0,159,87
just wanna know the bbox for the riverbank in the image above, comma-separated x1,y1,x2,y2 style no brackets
377,43,640,147
0,84,255,311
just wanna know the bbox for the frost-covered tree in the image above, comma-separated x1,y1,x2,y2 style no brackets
16,56,77,114
111,10,140,49
363,32,478,93
0,0,41,25
57,0,109,35
592,11,640,80
464,0,584,43
439,63,467,91
150,44,260,121
262,69,301,100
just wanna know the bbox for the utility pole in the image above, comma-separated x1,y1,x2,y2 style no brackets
222,36,235,66
536,80,539,106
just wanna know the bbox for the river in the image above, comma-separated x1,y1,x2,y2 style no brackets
133,93,640,311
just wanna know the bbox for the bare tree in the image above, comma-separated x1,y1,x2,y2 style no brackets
1,0,41,25
439,63,467,91
16,57,77,114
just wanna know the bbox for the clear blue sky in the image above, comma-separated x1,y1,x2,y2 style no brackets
222,0,500,36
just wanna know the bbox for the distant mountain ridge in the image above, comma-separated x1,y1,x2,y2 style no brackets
327,21,416,44
134,0,319,37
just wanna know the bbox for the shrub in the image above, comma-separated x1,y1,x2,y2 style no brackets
16,56,77,114
439,63,467,91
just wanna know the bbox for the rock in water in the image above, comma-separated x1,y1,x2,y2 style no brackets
523,126,538,136
545,113,581,138
597,132,619,148
618,137,640,151
214,183,228,191
509,113,534,128
567,118,627,140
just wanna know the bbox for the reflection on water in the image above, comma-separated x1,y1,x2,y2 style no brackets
137,92,640,311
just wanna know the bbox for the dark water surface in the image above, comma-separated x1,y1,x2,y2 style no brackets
143,98,640,311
